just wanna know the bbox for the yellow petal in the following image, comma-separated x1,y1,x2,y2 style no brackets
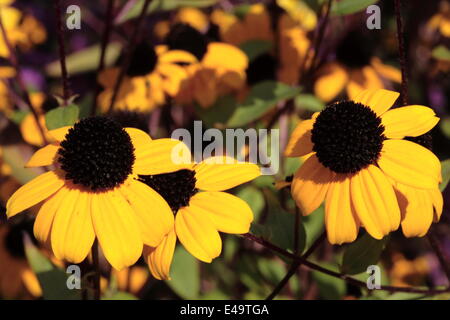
21,269,42,297
120,180,174,247
429,188,443,222
175,205,222,263
314,63,348,102
6,171,64,218
25,143,59,167
158,50,198,65
133,139,193,175
144,229,177,280
91,191,143,270
352,89,399,116
202,42,248,71
125,127,152,158
346,66,384,100
284,119,314,157
378,139,441,189
194,156,260,191
174,7,209,32
395,184,434,238
34,186,69,243
371,57,401,83
188,192,253,234
48,126,71,142
51,189,95,263
291,154,333,215
325,175,360,245
381,105,439,139
350,165,400,239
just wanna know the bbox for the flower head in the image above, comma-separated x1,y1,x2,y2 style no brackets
285,89,442,244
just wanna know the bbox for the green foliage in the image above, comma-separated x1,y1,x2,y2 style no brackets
45,104,80,130
102,292,138,300
9,110,29,125
295,94,325,112
167,246,200,299
341,233,388,275
331,0,379,16
240,40,273,62
440,159,450,192
236,186,265,220
2,146,39,184
312,263,346,300
46,43,122,76
440,117,450,139
24,237,81,300
432,45,450,61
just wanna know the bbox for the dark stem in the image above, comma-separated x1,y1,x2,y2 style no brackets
243,233,450,295
394,0,408,106
91,0,116,115
54,0,71,105
107,0,152,114
266,231,326,300
92,240,101,300
0,7,48,144
308,0,333,74
427,231,450,287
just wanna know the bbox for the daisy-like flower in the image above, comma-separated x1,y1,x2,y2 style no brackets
314,31,401,102
97,42,196,112
0,218,42,299
140,156,260,280
426,0,450,38
166,24,248,108
285,89,442,244
6,116,192,270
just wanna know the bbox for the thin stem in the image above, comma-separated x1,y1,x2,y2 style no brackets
0,7,48,145
266,231,326,300
92,240,101,300
427,231,450,287
308,0,333,74
394,0,408,106
91,0,116,116
54,0,71,105
244,233,450,295
107,0,152,114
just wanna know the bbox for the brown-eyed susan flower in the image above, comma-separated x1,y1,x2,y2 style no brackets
426,0,450,37
314,31,401,102
165,24,248,108
6,116,192,270
141,156,260,280
97,42,196,112
285,89,441,244
0,218,42,299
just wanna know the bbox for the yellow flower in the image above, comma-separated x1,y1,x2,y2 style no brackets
6,116,192,270
98,42,196,112
211,4,274,46
314,32,401,102
141,156,260,280
426,0,450,37
285,89,441,244
113,265,149,296
0,220,42,299
154,7,209,40
389,252,430,287
0,66,16,114
277,0,317,31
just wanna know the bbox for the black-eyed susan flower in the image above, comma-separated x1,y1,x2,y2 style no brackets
165,24,248,108
314,31,401,102
6,116,192,270
389,252,430,287
0,218,42,299
285,89,441,244
141,156,260,280
426,0,450,38
97,42,196,112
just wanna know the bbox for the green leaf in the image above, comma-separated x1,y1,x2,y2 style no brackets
227,81,301,127
236,186,265,220
295,94,325,112
312,263,346,300
240,40,273,62
440,159,450,192
116,0,218,24
45,105,80,130
24,236,81,300
2,146,39,184
432,45,450,61
195,95,238,128
167,246,200,299
341,233,388,275
440,117,450,139
9,110,29,125
263,189,306,253
46,42,122,76
331,0,379,16
102,292,138,300
302,206,325,251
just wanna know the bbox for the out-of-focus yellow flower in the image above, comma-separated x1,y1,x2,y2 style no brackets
0,66,15,115
211,4,274,46
113,265,149,296
426,0,450,37
277,0,317,31
98,43,195,112
389,253,430,287
154,7,209,40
